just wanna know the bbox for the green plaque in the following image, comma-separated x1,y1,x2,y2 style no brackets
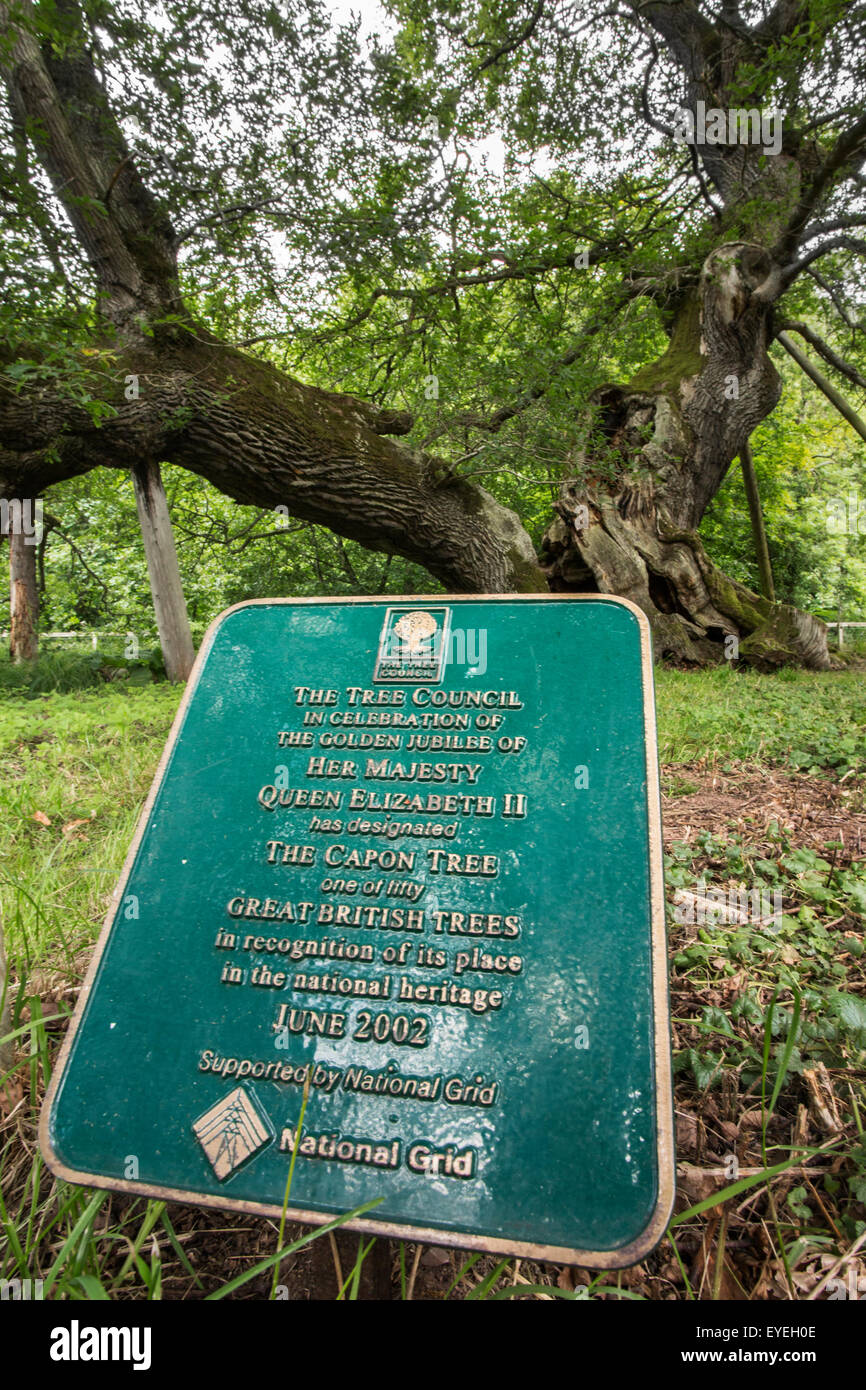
42,596,674,1265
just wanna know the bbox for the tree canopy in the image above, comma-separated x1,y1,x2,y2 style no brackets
2,0,865,666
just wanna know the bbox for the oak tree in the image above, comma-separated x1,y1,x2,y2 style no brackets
3,0,866,667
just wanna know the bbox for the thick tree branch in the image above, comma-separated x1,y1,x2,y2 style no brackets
802,214,866,241
780,233,866,284
754,1,813,43
774,114,866,261
0,339,546,593
629,1,716,81
0,0,180,327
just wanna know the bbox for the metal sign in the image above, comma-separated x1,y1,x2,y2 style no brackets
42,596,674,1266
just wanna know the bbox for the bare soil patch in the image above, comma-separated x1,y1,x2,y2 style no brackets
662,760,866,862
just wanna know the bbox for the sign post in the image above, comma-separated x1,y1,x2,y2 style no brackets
42,595,674,1266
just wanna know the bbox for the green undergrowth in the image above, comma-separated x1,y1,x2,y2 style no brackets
655,664,866,775
0,649,165,697
667,829,865,1103
664,822,866,1283
1,666,864,1299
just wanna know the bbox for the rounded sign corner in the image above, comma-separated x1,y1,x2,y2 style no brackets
36,1103,75,1186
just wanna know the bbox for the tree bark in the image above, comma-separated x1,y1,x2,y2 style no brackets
8,505,40,662
0,333,546,596
131,460,195,682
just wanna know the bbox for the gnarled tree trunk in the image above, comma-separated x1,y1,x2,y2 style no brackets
541,246,830,669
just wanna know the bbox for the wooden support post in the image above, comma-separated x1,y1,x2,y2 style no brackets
131,461,195,682
739,441,776,604
777,332,866,445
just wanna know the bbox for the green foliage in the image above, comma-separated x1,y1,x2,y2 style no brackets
0,464,442,639
669,839,866,1091
666,822,866,1240
2,1,866,622
0,649,161,697
700,349,866,615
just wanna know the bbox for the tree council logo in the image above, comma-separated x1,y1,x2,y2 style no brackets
374,606,451,683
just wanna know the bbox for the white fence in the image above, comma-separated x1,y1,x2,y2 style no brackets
0,630,154,650
825,622,866,647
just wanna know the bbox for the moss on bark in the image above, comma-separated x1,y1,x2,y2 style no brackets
627,295,705,396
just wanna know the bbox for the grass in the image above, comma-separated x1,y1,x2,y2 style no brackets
655,664,866,776
1,663,864,1299
0,685,180,961
3,664,863,964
